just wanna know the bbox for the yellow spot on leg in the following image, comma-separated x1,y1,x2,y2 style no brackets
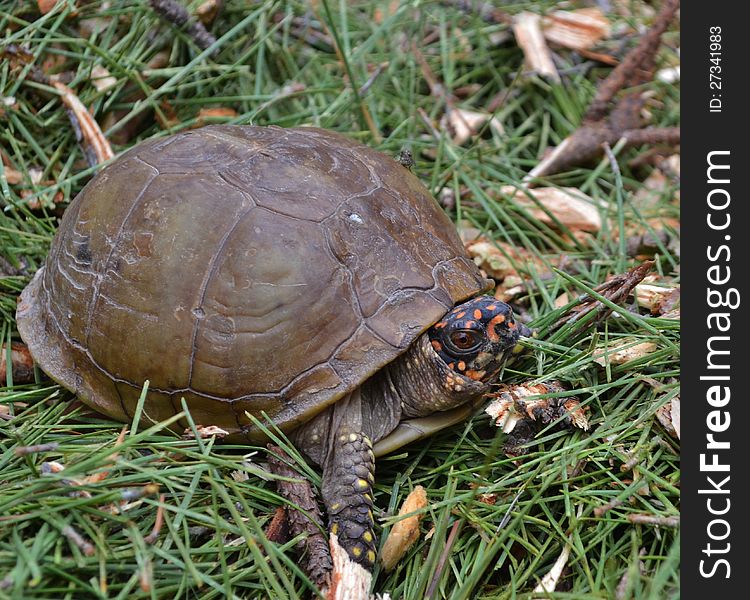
352,546,362,557
367,550,376,564
349,433,358,442
363,531,373,543
331,523,339,535
356,479,369,490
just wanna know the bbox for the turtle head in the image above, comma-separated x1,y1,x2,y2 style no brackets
428,296,530,383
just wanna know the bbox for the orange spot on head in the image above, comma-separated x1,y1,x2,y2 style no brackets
465,370,486,381
486,314,506,342
487,305,497,311
457,361,466,371
455,311,466,319
434,321,447,329
508,321,517,329
431,340,443,352
448,362,455,370
473,309,482,320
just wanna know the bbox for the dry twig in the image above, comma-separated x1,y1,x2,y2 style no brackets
148,0,217,53
550,261,654,332
527,0,680,181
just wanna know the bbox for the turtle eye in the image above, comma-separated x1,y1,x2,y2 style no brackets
447,329,482,352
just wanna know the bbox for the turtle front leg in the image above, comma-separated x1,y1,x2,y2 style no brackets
321,428,377,570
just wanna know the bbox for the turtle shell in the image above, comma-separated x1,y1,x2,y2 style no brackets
16,126,489,440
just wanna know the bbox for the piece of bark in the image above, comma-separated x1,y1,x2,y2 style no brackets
266,445,332,592
264,506,291,545
542,8,611,52
512,12,561,83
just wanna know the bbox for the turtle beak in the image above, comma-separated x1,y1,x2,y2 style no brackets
511,323,533,355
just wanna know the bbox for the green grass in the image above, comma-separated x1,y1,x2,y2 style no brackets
1,1,679,598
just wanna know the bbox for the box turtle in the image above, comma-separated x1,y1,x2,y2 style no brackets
16,125,529,570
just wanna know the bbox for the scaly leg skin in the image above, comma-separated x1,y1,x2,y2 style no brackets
321,429,377,570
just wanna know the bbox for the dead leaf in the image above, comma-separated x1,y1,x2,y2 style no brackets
380,485,428,572
655,396,680,439
512,12,561,83
501,185,603,232
593,340,657,366
196,0,222,25
90,65,117,93
542,8,611,51
440,108,503,145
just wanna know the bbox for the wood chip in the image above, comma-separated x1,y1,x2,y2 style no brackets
512,12,561,83
182,425,229,439
90,65,117,93
440,108,503,145
656,64,680,84
542,8,611,51
635,283,677,313
380,485,428,572
501,185,603,232
533,543,571,593
52,80,114,165
486,382,590,433
194,107,238,128
329,534,381,600
593,340,657,366
671,397,680,439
